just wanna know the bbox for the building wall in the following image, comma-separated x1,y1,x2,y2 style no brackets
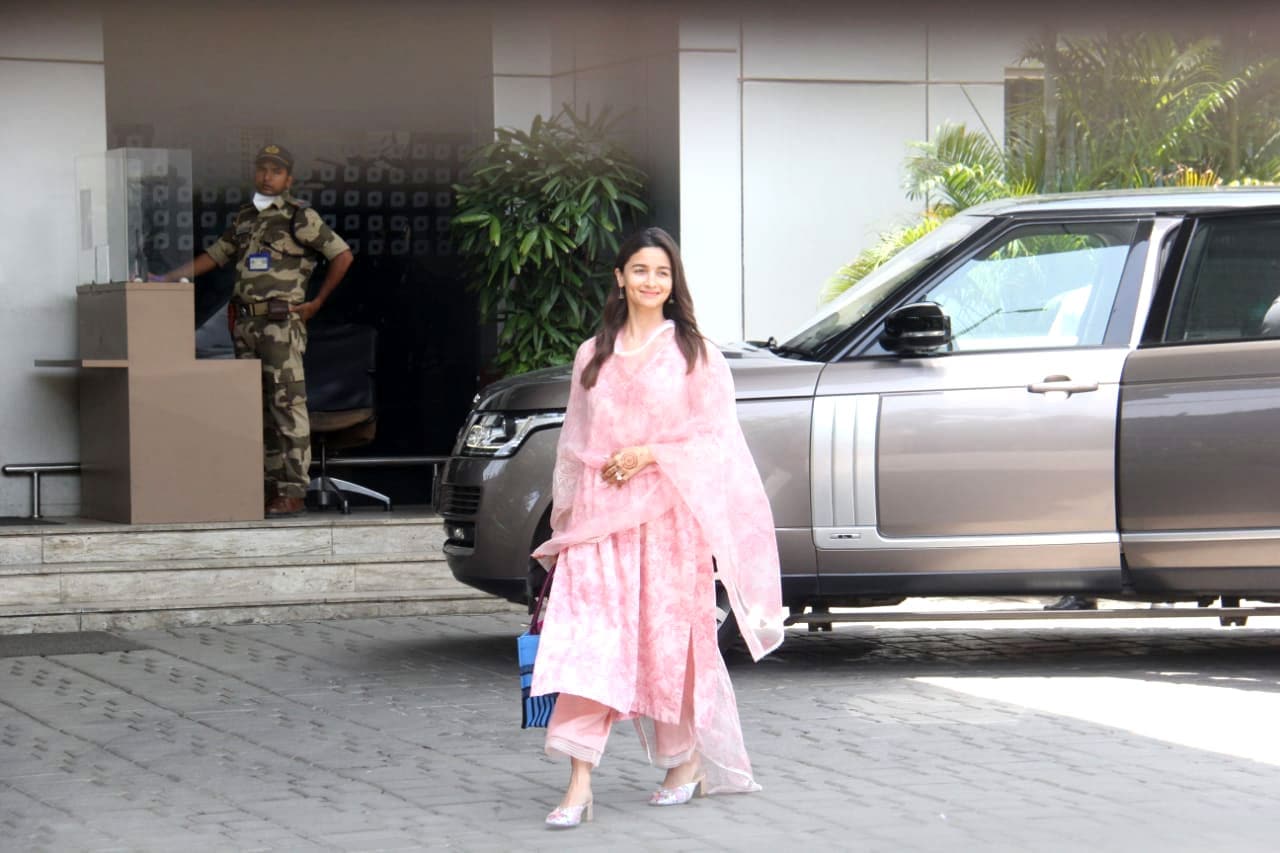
0,2,107,517
490,9,681,241
678,12,1033,343
677,18,744,345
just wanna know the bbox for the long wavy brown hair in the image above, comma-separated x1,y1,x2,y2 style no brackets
580,227,705,389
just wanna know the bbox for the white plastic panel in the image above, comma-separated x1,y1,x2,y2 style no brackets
811,394,880,538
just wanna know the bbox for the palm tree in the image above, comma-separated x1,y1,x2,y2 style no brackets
824,123,1028,304
903,122,1035,213
822,31,1280,303
821,212,946,304
1024,33,1264,189
1215,30,1280,182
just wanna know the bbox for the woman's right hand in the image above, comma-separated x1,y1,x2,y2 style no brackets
601,445,652,486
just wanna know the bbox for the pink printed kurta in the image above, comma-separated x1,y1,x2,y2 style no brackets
531,322,785,793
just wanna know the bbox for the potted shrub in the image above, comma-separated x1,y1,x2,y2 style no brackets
452,106,648,376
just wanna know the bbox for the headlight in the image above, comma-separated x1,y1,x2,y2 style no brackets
457,411,564,457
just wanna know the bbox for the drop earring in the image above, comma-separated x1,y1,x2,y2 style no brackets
618,288,625,301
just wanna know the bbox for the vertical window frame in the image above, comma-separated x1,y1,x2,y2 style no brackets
1155,212,1280,346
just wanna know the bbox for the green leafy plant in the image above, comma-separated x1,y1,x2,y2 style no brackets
1022,33,1264,190
451,106,648,376
903,123,1036,214
822,212,946,304
824,30,1280,303
824,123,1027,303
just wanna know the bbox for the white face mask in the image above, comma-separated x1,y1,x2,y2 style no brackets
253,192,278,211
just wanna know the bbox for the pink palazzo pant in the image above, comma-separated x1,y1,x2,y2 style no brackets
544,644,698,768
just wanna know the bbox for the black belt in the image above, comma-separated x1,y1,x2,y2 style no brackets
234,299,293,319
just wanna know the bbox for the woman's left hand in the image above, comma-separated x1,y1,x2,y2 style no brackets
602,446,652,486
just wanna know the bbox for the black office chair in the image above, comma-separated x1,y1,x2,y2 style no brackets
303,323,390,513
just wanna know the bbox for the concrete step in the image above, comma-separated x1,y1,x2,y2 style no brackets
0,588,523,634
0,556,477,607
15,519,444,565
0,548,454,575
0,509,519,634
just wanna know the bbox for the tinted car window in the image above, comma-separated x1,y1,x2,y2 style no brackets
921,220,1137,351
1164,216,1280,343
781,215,988,358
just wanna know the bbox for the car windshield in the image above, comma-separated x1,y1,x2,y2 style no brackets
780,214,990,356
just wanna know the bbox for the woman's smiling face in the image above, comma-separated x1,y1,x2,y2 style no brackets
615,246,673,312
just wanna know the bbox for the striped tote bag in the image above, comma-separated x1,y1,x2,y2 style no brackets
518,567,558,729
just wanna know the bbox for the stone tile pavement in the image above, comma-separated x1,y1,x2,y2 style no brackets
4,611,1280,851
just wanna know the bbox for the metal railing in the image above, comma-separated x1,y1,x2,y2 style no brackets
2,463,80,519
2,455,451,519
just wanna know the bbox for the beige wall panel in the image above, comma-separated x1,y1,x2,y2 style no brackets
743,15,925,81
742,82,926,342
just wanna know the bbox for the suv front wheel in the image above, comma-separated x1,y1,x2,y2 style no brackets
715,580,746,660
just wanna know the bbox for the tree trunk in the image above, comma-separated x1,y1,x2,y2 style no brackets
1225,31,1241,178
1042,27,1059,192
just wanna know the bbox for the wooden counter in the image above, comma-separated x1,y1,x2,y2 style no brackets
38,283,264,524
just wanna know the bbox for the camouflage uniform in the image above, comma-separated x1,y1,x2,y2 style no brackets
206,194,350,500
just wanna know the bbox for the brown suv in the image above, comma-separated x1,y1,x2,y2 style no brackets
439,189,1280,635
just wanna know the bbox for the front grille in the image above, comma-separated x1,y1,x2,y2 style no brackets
438,484,481,516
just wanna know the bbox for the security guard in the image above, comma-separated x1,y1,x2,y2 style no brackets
163,144,353,516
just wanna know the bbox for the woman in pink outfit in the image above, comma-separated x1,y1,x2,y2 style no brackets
531,227,786,829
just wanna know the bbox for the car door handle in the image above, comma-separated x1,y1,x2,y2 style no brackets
1027,375,1100,395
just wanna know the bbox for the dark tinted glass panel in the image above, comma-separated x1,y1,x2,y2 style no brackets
1166,217,1280,343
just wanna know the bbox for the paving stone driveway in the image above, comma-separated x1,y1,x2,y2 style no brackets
3,612,1280,852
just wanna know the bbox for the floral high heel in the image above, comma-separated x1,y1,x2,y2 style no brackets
648,773,706,806
545,800,593,828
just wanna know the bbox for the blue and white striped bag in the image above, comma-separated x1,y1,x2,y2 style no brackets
518,630,557,728
518,567,558,729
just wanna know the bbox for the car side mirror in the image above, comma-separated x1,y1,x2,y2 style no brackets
879,302,953,354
